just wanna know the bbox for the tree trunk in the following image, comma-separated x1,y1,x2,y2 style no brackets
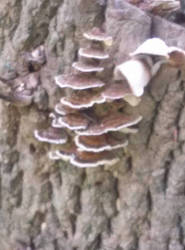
0,1,185,250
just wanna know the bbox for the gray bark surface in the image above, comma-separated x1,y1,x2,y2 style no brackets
0,1,185,250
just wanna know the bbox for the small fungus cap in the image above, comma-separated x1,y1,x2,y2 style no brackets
58,113,90,130
72,62,104,73
79,48,109,60
75,134,128,152
102,83,132,100
55,74,105,90
34,127,68,144
76,114,142,136
83,27,113,44
60,91,105,109
70,150,119,168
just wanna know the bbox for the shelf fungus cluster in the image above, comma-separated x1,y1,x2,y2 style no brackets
0,45,46,106
34,29,185,168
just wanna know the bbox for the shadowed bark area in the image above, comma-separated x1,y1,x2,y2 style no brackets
0,1,185,250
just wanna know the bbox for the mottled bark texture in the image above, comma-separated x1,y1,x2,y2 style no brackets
0,0,185,250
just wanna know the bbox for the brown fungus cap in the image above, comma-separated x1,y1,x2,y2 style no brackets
34,127,68,144
60,91,105,109
102,83,141,106
78,48,109,60
72,61,104,73
75,134,128,152
58,113,90,130
83,27,113,44
76,113,142,136
50,146,119,168
102,83,132,100
71,150,119,168
55,74,105,90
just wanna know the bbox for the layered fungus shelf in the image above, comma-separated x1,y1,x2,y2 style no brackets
34,28,184,168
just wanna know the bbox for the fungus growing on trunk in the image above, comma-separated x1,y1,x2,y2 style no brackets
83,27,113,44
74,134,128,152
114,37,185,99
34,28,148,167
70,150,119,168
34,127,68,144
78,48,109,60
60,91,105,109
101,82,141,106
55,74,105,90
72,61,104,73
58,113,90,130
76,113,142,136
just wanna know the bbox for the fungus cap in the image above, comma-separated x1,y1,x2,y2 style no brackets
34,127,68,144
55,74,105,90
79,48,109,60
71,150,119,168
102,83,132,100
72,62,104,73
60,92,105,109
58,113,89,130
76,114,142,136
75,134,128,152
83,27,113,44
101,82,141,106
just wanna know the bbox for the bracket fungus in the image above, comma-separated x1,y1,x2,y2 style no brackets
34,27,144,168
76,113,142,136
58,113,90,130
74,134,128,152
114,37,185,100
60,91,105,109
55,74,105,90
34,127,68,144
34,29,185,168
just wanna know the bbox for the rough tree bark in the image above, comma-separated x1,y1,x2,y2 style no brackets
0,1,185,250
